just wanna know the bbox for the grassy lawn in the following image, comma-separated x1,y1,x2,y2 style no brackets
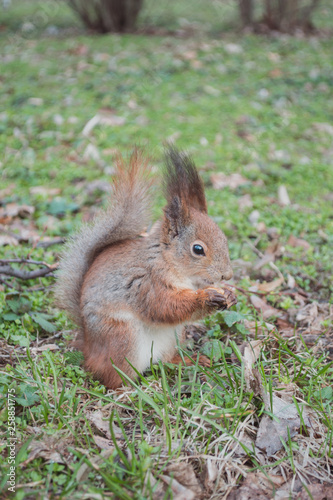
0,1,332,498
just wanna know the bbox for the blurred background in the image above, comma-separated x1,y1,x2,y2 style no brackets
1,1,332,274
1,0,332,287
1,2,333,498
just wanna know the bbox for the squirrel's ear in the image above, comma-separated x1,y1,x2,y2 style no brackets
162,196,189,240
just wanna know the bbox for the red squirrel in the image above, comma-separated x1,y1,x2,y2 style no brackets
55,147,237,389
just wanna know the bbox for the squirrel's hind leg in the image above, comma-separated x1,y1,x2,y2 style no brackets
80,318,137,389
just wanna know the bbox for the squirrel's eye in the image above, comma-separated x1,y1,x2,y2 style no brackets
192,244,205,256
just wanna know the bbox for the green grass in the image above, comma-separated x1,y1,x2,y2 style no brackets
0,1,333,498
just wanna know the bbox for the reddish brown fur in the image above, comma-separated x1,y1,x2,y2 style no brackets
80,318,136,389
57,147,236,390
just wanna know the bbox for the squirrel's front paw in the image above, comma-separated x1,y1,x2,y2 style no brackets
204,287,237,310
217,287,237,308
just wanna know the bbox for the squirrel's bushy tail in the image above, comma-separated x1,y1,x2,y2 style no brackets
54,150,153,326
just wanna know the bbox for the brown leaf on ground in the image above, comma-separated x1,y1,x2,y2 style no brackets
296,482,333,500
2,203,35,218
84,409,123,440
256,277,284,292
238,194,253,211
255,392,310,456
227,472,276,500
210,172,249,190
93,435,115,451
276,317,295,336
296,302,318,327
278,184,291,206
82,110,126,136
29,186,61,196
287,234,311,250
250,295,281,319
22,436,68,466
76,449,113,483
1,217,41,244
200,458,218,493
160,462,202,500
0,234,19,247
166,462,202,498
184,323,207,341
293,301,332,331
242,340,262,395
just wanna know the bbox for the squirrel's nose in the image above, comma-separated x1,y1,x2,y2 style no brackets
222,269,233,281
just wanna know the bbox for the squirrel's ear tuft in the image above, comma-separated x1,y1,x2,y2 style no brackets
162,195,190,240
163,145,207,214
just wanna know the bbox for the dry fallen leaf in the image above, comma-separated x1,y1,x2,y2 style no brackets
242,340,262,395
159,474,196,500
22,436,67,466
237,194,253,211
3,203,35,218
296,482,333,500
278,185,291,206
0,234,19,247
83,143,101,162
82,111,126,136
287,274,296,288
255,392,310,456
166,462,202,499
29,186,61,197
84,409,123,440
256,277,284,292
227,472,274,500
93,435,115,451
296,302,318,326
287,234,311,250
201,458,218,492
250,295,281,319
276,318,295,337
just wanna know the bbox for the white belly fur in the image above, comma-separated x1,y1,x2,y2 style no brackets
103,310,183,373
135,322,183,372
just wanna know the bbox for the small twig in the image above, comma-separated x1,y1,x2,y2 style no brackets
39,331,64,345
0,277,17,290
221,282,280,297
0,258,57,268
36,237,66,249
0,265,57,280
246,240,285,281
26,284,54,292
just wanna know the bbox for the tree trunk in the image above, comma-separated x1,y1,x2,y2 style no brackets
67,0,144,33
262,0,321,32
239,0,254,27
